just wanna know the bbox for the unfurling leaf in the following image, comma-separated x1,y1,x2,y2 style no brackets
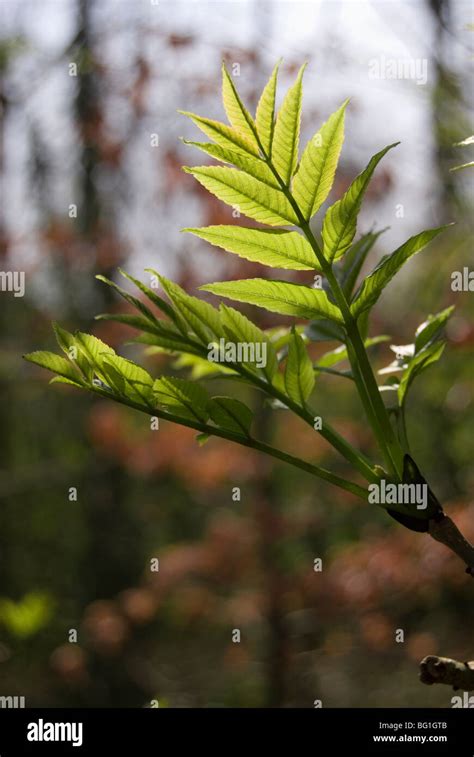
414,306,454,354
397,341,446,406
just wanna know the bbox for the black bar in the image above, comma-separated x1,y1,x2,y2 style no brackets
0,708,472,755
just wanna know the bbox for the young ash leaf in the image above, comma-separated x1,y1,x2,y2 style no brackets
293,100,348,221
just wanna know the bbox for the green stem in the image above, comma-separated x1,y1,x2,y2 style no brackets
88,384,367,499
234,364,377,482
160,331,376,482
314,366,354,381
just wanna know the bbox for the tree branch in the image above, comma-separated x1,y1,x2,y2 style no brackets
428,514,474,576
420,655,474,691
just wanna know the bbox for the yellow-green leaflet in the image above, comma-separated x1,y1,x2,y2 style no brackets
184,166,298,226
351,226,450,317
185,226,317,270
201,279,343,322
293,101,348,221
272,64,306,185
255,61,280,155
221,63,259,148
180,111,259,156
322,143,397,262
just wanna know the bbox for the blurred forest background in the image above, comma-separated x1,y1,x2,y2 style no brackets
0,0,473,707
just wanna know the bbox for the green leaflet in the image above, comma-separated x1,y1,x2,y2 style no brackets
182,141,279,188
185,226,317,271
50,376,84,388
415,306,454,353
102,354,154,404
23,351,81,383
255,61,280,155
322,144,398,263
201,279,343,322
219,303,278,381
118,268,175,321
153,376,209,422
180,111,259,156
183,166,298,226
221,63,259,147
293,100,348,221
272,64,306,185
351,226,450,317
208,396,253,436
284,329,315,405
52,322,92,379
96,274,162,328
397,341,446,406
150,271,224,344
74,332,116,385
